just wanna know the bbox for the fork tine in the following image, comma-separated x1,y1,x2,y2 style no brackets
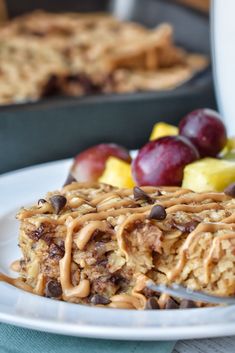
146,281,235,305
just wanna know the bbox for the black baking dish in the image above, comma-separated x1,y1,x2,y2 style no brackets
0,0,216,174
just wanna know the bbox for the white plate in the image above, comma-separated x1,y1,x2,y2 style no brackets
1,159,235,341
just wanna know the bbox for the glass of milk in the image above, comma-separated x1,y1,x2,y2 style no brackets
212,0,235,134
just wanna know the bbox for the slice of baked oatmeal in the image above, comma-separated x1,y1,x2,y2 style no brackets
11,182,235,309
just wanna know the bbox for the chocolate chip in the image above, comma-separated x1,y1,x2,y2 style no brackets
27,222,55,243
145,297,160,310
63,173,76,186
50,195,67,214
110,274,126,286
19,259,26,269
41,234,52,245
45,280,62,298
61,73,100,95
180,299,197,309
41,74,60,97
133,187,153,203
92,230,110,243
90,294,111,305
148,205,166,221
28,30,46,37
172,220,199,233
224,183,235,197
28,224,45,241
142,287,160,298
165,297,179,309
49,243,65,260
97,258,108,267
38,198,47,206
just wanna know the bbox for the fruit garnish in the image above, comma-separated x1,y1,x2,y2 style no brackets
149,122,178,141
99,157,134,188
182,158,235,192
223,137,235,151
132,136,199,186
179,109,227,157
70,144,131,182
222,151,235,161
220,137,235,160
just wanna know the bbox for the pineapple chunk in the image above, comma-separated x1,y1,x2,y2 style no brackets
99,157,135,188
220,137,235,160
150,122,178,141
223,151,235,161
182,158,235,192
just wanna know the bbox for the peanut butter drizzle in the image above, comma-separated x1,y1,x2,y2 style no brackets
110,293,142,309
157,189,192,199
221,213,235,224
34,273,45,296
10,260,21,272
18,203,53,219
91,186,189,207
133,274,149,292
131,274,149,309
108,301,135,309
97,198,135,212
166,202,223,214
0,272,33,293
63,181,101,192
66,197,87,209
158,293,171,309
59,219,90,299
90,187,154,205
91,192,122,206
204,233,235,284
160,192,229,208
168,223,235,281
64,205,152,229
96,188,193,212
116,213,148,259
74,220,113,250
77,190,230,227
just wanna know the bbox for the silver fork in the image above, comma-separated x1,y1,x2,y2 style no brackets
147,281,235,305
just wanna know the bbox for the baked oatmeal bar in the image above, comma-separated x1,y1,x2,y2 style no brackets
0,11,208,104
10,182,235,309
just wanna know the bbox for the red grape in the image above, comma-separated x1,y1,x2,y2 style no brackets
71,143,131,182
179,109,227,157
132,136,199,186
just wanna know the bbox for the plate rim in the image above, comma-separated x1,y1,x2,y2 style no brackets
2,311,235,341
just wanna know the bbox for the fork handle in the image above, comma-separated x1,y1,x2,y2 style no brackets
147,281,235,305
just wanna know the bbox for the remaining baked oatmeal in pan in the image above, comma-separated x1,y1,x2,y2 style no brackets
5,181,235,310
0,11,207,104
